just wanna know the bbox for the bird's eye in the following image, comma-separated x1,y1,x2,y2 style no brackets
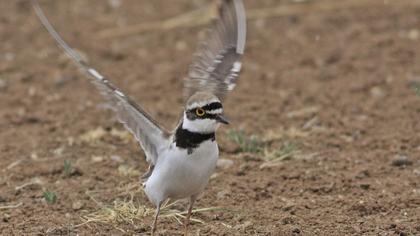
195,108,205,117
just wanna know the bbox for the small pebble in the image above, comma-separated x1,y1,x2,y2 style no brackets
292,228,301,234
391,155,413,167
91,156,104,163
110,155,123,163
408,29,419,40
3,213,11,223
28,86,36,97
216,190,230,200
72,201,84,210
370,86,386,98
217,158,234,169
52,147,65,156
359,183,370,190
30,152,39,160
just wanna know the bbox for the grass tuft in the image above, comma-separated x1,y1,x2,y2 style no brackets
227,129,264,153
260,142,300,169
43,190,57,204
410,81,420,96
63,159,72,176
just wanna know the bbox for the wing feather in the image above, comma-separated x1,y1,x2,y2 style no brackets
32,0,169,165
184,0,246,100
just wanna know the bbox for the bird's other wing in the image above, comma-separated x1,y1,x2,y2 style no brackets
32,0,170,166
184,0,246,101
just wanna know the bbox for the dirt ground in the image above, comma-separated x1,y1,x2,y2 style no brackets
1,0,420,235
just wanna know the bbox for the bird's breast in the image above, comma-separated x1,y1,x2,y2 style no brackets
145,140,219,202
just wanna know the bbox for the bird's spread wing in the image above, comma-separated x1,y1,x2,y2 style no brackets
184,0,246,100
32,1,169,166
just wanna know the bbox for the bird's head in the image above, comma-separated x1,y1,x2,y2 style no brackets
182,91,229,133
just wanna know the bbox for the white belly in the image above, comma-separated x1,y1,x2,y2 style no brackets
144,140,218,206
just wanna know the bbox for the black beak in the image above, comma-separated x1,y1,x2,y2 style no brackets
216,114,230,125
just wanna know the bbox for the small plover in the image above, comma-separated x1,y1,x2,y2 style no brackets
32,0,246,235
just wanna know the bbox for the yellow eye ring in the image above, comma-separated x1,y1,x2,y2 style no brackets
195,108,205,117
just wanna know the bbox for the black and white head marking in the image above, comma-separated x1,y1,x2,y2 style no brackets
173,92,227,153
185,101,223,121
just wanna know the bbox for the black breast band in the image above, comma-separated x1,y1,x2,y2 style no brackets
174,123,215,150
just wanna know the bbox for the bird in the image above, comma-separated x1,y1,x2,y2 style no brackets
32,0,246,235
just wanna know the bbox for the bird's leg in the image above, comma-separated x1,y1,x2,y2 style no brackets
184,195,197,236
151,202,162,236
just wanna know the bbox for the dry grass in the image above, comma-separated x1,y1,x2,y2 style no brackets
260,142,300,169
0,202,22,210
76,185,224,231
227,127,313,168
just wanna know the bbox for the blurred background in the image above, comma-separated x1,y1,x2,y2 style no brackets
1,0,419,235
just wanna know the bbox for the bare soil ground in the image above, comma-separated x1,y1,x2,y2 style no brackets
1,0,420,235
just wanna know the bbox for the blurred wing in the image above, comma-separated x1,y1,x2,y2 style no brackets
185,0,246,100
32,0,169,165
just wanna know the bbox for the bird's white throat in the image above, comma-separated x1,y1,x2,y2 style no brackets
182,113,220,134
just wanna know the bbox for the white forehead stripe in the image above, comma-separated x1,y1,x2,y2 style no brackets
206,108,223,114
187,99,220,110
